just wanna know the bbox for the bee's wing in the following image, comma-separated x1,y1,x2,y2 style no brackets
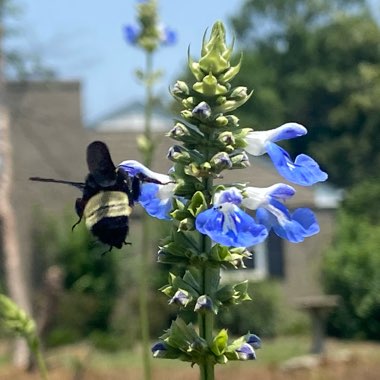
86,141,117,187
29,177,85,191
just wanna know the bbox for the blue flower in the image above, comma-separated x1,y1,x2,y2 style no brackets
160,25,177,45
169,290,191,307
195,188,268,248
245,123,328,186
235,343,256,360
123,24,140,44
245,333,262,350
151,341,167,358
241,184,320,243
118,160,174,220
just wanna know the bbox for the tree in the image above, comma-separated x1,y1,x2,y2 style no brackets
322,180,380,339
230,0,380,187
0,0,54,368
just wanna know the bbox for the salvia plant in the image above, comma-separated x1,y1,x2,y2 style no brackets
0,294,48,380
117,21,327,380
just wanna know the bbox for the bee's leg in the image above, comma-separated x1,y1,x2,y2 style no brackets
101,246,113,256
124,241,132,246
131,176,141,203
72,198,85,230
71,217,82,231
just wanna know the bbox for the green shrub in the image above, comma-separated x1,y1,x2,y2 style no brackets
32,209,122,345
217,280,283,338
322,180,380,340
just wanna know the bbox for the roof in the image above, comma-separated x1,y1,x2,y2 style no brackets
87,101,172,132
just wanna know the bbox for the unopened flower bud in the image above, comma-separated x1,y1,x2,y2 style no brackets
218,131,235,146
178,217,194,231
230,86,248,100
236,343,256,360
168,123,191,139
172,80,190,96
210,152,232,171
151,342,166,356
226,115,240,128
182,96,197,109
192,101,212,121
192,73,228,96
167,145,191,164
216,96,227,106
169,289,191,307
215,116,229,127
245,334,261,350
180,109,196,122
194,295,214,313
231,152,250,168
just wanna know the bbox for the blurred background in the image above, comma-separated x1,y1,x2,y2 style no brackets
1,0,380,379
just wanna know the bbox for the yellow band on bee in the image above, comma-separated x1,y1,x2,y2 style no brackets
84,191,132,228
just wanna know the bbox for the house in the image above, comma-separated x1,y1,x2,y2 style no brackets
2,80,338,303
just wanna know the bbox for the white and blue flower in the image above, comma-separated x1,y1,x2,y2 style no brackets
118,160,174,220
241,184,320,243
245,123,328,186
195,188,268,248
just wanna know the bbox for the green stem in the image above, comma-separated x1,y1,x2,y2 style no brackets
138,49,155,380
198,175,215,380
139,215,152,380
144,51,154,167
30,338,48,380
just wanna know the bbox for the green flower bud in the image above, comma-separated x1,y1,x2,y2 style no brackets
184,162,201,177
216,96,227,105
182,96,198,109
226,115,240,128
178,218,194,231
218,131,235,146
230,86,248,100
230,151,250,168
180,109,197,123
214,91,253,113
168,122,191,139
199,22,230,75
192,73,228,96
172,80,190,96
211,329,228,356
215,115,229,127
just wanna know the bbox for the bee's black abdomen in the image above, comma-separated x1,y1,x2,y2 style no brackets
91,216,129,249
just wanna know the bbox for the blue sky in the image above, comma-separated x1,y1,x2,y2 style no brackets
15,0,242,124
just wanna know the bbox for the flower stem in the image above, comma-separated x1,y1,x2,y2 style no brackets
138,49,155,380
198,175,215,380
139,216,152,380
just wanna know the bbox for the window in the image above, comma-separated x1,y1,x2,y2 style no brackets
221,232,285,283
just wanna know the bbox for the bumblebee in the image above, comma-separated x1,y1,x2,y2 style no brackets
31,141,148,250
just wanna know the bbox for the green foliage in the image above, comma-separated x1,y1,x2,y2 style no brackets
217,280,282,338
229,0,380,187
32,209,121,345
322,181,380,339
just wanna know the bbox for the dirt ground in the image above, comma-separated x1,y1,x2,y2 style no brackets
1,339,379,380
